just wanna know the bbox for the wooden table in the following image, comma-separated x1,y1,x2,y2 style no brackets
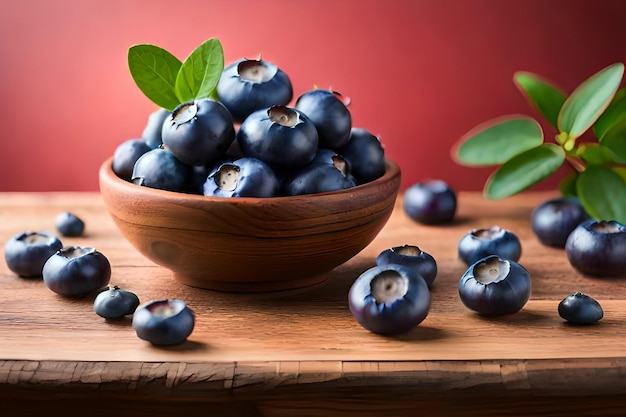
1,191,626,416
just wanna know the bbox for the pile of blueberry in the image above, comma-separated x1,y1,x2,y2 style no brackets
113,58,386,198
4,212,194,346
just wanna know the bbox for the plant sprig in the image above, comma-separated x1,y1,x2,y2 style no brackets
452,62,626,223
128,38,224,111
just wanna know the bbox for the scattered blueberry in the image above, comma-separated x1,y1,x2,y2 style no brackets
4,231,63,277
204,157,279,198
558,292,604,324
94,285,141,319
42,246,111,297
458,226,521,266
237,105,319,168
376,244,437,287
338,127,386,184
55,211,85,237
531,196,590,248
458,255,531,315
217,58,293,123
348,263,430,335
161,98,236,166
403,180,457,225
111,138,152,181
565,219,626,277
132,299,195,346
295,89,352,149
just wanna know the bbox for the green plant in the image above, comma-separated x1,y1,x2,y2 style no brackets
452,62,626,223
127,38,224,111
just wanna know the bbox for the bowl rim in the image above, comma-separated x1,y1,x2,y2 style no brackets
99,156,401,204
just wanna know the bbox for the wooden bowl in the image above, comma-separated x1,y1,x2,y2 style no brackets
98,156,401,292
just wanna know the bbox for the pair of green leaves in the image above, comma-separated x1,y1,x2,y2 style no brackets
128,38,224,111
453,62,626,223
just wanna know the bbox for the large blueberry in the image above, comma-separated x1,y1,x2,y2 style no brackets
217,58,293,123
295,89,352,149
531,196,590,248
4,231,63,277
282,153,356,196
338,127,386,184
43,246,111,297
458,255,531,315
565,219,626,277
376,244,438,287
237,105,319,168
348,263,430,335
403,180,457,225
112,138,152,181
458,226,521,266
161,98,235,166
204,157,279,198
132,299,195,346
141,108,170,148
132,148,192,192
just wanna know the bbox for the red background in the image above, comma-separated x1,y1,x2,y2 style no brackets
1,0,625,193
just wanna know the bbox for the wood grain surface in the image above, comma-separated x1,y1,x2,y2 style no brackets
1,191,626,416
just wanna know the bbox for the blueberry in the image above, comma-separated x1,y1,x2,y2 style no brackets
458,255,531,315
4,231,63,277
403,180,457,225
338,127,386,184
141,108,170,148
348,263,430,335
132,148,192,192
161,98,235,166
376,244,437,287
203,157,279,198
217,58,293,123
295,89,352,149
132,299,195,346
458,226,521,266
558,292,603,324
55,211,85,237
94,285,140,319
565,219,626,277
281,154,356,196
531,197,590,248
111,138,152,181
237,105,319,168
42,246,111,297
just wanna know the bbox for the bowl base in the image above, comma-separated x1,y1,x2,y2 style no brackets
171,271,333,292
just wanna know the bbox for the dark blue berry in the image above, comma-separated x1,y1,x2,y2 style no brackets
4,231,63,277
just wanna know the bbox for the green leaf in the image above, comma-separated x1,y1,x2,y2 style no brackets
514,71,566,129
484,144,565,199
128,44,182,110
598,114,626,163
574,143,617,165
593,88,626,139
453,116,544,166
614,167,626,183
175,38,224,103
557,62,624,140
576,165,626,223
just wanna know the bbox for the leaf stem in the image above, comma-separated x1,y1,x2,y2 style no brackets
565,155,586,172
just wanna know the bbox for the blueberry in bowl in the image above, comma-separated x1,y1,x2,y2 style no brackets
99,156,401,292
